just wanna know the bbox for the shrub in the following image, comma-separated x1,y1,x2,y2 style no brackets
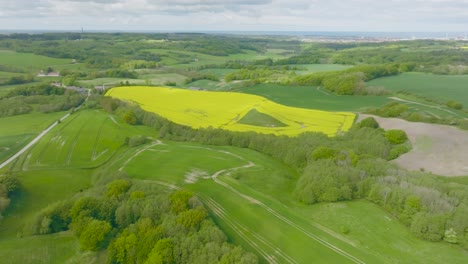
385,129,408,144
359,117,379,129
107,179,131,198
388,144,411,160
311,146,336,160
446,100,463,110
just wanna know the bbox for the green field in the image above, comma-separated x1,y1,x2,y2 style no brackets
146,48,290,68
0,112,67,163
183,79,247,91
117,141,467,263
293,64,353,75
7,111,137,171
0,50,74,72
1,108,466,263
78,73,187,87
368,73,468,106
239,84,390,112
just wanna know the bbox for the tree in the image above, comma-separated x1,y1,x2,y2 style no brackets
410,213,446,241
311,146,336,161
446,100,463,110
78,219,112,251
359,117,379,129
170,190,193,214
0,174,20,195
385,129,408,144
123,110,138,125
145,238,174,264
177,208,207,230
107,179,131,198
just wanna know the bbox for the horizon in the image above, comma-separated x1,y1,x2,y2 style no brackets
1,1,467,32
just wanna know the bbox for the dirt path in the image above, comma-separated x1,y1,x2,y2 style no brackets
118,140,163,172
359,114,468,176
0,90,91,170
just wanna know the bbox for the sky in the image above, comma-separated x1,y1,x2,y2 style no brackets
0,0,467,32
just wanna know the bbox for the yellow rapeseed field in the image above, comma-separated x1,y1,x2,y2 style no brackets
106,86,356,136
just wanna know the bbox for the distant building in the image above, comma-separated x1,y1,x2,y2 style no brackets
65,86,87,94
37,71,60,77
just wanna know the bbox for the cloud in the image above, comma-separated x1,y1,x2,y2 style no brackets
0,0,467,31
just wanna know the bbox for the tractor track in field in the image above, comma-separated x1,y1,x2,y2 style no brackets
208,156,365,264
127,143,364,264
118,140,163,172
91,118,107,161
145,179,290,264
0,91,90,170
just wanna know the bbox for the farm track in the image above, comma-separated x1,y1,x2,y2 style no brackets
65,117,90,165
118,141,163,172
91,118,107,161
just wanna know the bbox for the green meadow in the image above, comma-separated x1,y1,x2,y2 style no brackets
1,108,467,263
368,73,468,106
239,84,390,112
0,112,67,163
0,50,74,72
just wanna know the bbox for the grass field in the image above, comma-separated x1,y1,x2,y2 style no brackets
0,112,67,163
78,73,187,87
119,142,374,263
106,86,356,136
293,64,353,75
3,110,155,172
0,50,74,72
239,84,390,112
116,141,468,263
146,48,290,68
368,73,468,106
1,108,466,263
183,79,248,91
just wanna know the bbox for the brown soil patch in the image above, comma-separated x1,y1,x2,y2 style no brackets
359,114,468,176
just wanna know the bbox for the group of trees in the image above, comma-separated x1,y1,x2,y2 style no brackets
0,84,86,117
288,64,399,95
29,178,258,264
1,75,35,86
0,174,20,222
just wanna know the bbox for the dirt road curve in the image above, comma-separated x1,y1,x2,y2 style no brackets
359,114,468,176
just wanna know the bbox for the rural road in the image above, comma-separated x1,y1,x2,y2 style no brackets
0,90,90,170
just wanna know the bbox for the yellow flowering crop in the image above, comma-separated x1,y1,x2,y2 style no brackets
106,86,356,137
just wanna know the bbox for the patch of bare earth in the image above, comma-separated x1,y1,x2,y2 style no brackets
359,114,468,177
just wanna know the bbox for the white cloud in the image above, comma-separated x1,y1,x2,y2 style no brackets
0,0,467,31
